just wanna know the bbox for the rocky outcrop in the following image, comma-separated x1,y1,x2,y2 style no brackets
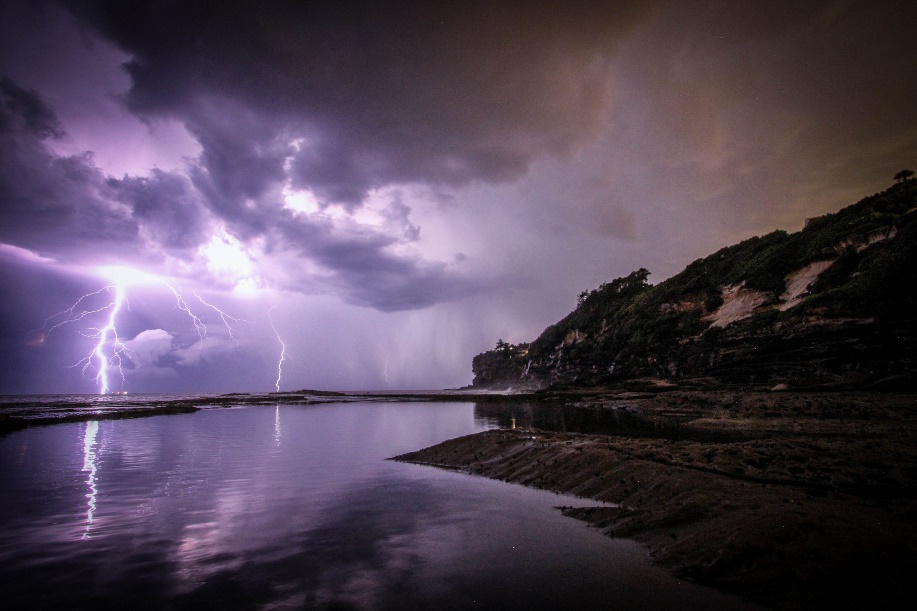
471,341,537,389
472,182,917,390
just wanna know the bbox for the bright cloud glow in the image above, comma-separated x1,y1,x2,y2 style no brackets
199,228,259,290
282,186,321,214
95,265,162,287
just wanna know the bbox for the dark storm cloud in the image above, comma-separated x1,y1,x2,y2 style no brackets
183,102,293,233
50,0,651,309
2,0,914,393
0,77,139,260
265,207,478,311
58,0,652,206
7,0,915,314
0,72,475,310
613,0,917,236
0,76,63,139
317,243,473,313
111,169,211,253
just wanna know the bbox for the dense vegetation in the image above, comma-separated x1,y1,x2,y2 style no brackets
473,180,917,389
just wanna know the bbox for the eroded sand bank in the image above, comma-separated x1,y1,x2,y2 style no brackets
395,391,917,609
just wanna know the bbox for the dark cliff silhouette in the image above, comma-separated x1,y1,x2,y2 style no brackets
473,180,917,390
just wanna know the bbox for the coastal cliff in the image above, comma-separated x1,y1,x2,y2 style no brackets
473,181,917,390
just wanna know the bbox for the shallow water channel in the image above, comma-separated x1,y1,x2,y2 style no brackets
0,401,753,609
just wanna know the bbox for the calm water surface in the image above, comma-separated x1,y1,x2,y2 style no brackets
0,402,751,609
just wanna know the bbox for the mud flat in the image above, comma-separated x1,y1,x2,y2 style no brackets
394,391,917,610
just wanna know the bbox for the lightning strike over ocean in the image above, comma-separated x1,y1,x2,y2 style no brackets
2,3,916,610
269,308,286,393
41,282,130,394
38,267,287,394
88,282,126,395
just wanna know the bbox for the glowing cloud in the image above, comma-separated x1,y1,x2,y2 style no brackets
199,228,258,291
95,265,162,287
282,186,321,215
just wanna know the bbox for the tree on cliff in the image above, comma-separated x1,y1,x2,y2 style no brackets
894,169,914,183
576,268,651,309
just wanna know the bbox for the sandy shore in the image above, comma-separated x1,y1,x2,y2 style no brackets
394,391,917,609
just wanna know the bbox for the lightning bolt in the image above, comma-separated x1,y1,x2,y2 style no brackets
161,282,207,344
41,283,129,394
43,285,115,333
160,283,257,362
40,268,286,394
193,291,248,346
87,282,127,395
269,308,286,392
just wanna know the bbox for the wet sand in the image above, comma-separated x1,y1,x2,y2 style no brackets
394,391,917,609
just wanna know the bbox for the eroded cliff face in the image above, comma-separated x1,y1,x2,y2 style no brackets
472,181,917,390
472,344,533,389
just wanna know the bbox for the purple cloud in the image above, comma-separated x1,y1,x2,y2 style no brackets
59,0,651,206
0,78,139,261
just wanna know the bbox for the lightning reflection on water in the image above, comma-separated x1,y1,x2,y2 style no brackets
81,420,99,539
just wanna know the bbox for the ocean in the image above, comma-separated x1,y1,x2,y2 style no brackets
0,396,752,609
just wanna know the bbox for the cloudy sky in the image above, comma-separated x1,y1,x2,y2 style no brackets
1,0,914,394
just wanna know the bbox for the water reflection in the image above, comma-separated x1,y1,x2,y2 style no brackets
81,420,99,539
474,400,741,441
0,403,753,610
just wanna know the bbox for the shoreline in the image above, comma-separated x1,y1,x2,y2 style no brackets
393,390,917,609
6,387,917,607
0,389,538,435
